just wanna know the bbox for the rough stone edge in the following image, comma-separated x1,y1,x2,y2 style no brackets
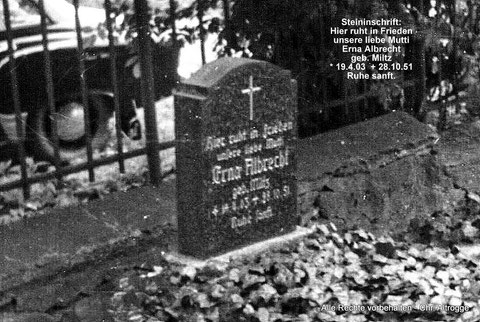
297,140,437,199
164,226,315,268
301,140,437,184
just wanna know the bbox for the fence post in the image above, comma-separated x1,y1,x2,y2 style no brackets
318,10,329,123
197,0,206,65
105,0,126,174
74,0,95,182
169,0,181,84
134,0,162,185
449,0,458,93
2,0,29,199
38,0,62,179
223,0,230,24
169,0,177,45
414,0,426,119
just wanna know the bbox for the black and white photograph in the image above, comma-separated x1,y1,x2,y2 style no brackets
1,0,480,321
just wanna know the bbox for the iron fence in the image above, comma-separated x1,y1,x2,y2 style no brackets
0,0,183,199
0,0,432,200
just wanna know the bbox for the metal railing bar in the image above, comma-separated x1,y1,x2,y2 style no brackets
153,140,176,151
169,0,177,47
105,0,125,174
38,0,62,178
0,140,175,192
197,0,206,65
2,0,29,199
169,0,181,89
0,150,144,192
318,11,329,122
223,0,230,23
73,0,95,182
134,0,162,186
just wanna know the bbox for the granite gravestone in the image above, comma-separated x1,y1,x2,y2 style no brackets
174,58,297,258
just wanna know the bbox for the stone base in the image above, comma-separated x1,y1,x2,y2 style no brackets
297,111,463,236
164,226,315,268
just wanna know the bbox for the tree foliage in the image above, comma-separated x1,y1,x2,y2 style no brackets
217,0,430,134
109,0,480,134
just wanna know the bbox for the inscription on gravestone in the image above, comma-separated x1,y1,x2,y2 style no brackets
174,58,297,258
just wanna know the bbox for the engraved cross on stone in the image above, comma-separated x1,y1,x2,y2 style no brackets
241,75,261,121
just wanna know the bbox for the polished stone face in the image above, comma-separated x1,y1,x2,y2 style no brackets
174,57,297,258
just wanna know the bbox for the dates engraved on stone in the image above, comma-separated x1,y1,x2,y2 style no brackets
206,120,294,229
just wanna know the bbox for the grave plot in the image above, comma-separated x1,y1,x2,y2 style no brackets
174,57,297,258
